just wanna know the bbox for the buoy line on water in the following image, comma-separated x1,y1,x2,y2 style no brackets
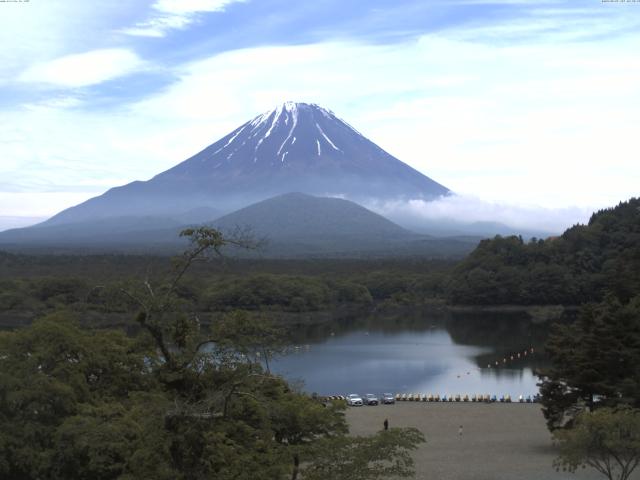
486,347,535,369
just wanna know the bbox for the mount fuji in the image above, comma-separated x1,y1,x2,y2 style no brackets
42,102,449,226
0,103,473,256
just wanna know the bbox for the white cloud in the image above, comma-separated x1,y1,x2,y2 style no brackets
122,0,246,37
18,49,145,88
372,194,593,234
2,28,639,220
153,0,245,15
0,2,135,83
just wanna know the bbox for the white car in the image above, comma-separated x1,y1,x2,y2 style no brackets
346,394,363,406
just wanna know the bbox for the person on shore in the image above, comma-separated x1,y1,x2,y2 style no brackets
384,418,389,431
458,425,463,437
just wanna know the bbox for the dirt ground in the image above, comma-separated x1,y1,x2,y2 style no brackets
346,402,638,480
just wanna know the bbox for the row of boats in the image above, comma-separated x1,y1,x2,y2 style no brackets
325,393,540,403
394,393,540,403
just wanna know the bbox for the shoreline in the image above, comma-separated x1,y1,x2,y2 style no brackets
0,301,576,329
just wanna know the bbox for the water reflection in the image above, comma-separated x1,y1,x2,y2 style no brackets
271,309,555,397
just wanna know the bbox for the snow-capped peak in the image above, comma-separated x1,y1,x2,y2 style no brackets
243,102,340,157
252,102,334,124
202,101,376,167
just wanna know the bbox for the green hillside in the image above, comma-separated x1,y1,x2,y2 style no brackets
447,197,640,305
211,192,478,258
213,192,411,239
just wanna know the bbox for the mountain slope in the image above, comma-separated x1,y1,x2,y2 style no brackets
213,192,411,240
43,102,449,226
210,193,478,258
0,216,185,249
0,193,479,258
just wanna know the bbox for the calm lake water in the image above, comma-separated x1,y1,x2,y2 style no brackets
270,309,551,398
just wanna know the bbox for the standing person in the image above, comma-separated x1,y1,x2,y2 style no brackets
458,425,463,437
384,418,389,431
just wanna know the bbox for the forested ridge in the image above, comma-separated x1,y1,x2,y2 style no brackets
447,198,640,305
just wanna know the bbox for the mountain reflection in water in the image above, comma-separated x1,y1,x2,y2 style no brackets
270,310,552,397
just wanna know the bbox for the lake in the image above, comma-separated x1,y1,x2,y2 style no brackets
270,309,552,398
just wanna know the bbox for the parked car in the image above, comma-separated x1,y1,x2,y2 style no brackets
382,393,395,404
364,393,379,405
346,394,363,406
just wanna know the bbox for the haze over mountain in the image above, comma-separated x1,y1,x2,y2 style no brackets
0,193,479,258
42,102,449,227
211,193,477,257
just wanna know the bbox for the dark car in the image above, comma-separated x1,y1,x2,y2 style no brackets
364,393,379,405
381,393,395,404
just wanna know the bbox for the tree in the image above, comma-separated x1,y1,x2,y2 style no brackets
538,295,640,429
553,407,640,480
212,310,287,373
118,226,261,373
0,313,162,480
301,427,425,480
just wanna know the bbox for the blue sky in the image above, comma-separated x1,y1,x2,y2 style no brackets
1,0,639,231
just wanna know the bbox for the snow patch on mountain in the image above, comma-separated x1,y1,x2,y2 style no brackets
277,107,299,154
212,123,249,157
316,122,341,152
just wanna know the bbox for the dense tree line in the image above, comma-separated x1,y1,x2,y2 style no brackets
447,198,640,305
538,295,640,428
0,269,449,327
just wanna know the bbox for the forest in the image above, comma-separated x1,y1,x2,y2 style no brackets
447,198,640,305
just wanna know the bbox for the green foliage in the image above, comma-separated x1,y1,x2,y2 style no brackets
448,197,640,305
302,427,425,480
538,295,640,430
0,309,423,479
204,274,333,312
0,314,159,479
553,407,640,480
212,310,287,371
31,277,87,304
0,252,455,326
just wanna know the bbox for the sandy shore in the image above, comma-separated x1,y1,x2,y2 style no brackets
346,402,637,480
